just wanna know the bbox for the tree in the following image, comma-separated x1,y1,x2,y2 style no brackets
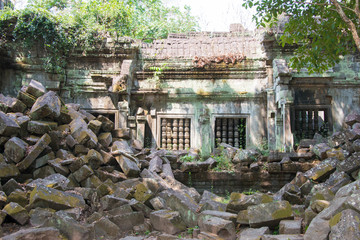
0,0,199,72
243,0,360,73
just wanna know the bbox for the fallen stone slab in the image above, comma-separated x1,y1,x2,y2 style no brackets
29,91,61,120
150,209,186,234
0,164,20,178
50,211,93,240
29,207,55,227
312,143,331,160
248,201,293,228
97,115,114,132
199,190,227,212
337,152,360,174
28,185,86,210
200,210,237,225
0,111,20,136
304,158,338,182
159,189,200,227
198,215,236,240
4,137,28,163
98,132,112,148
261,234,304,240
17,86,37,107
279,219,302,234
111,140,134,154
109,211,145,231
100,195,129,211
4,202,29,225
329,208,360,240
93,216,121,239
8,189,28,207
227,192,273,213
27,120,57,135
2,227,62,240
238,227,270,240
0,94,27,113
26,80,46,98
17,133,51,171
73,165,94,183
115,155,140,177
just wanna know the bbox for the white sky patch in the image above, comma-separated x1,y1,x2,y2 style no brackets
164,0,257,31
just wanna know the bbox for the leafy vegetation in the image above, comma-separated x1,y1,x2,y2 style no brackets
0,0,199,72
179,154,196,163
211,145,234,172
243,0,360,73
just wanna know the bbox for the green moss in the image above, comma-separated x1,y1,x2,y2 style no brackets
261,194,273,203
271,202,293,219
329,212,342,227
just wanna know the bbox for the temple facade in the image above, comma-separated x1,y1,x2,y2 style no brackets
1,24,359,157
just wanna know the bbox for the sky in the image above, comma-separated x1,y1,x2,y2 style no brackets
12,0,257,32
164,0,257,31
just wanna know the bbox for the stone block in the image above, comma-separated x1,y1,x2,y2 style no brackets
0,111,20,136
28,185,86,210
159,189,200,227
150,210,186,234
2,227,62,240
50,211,93,240
262,235,304,240
199,190,227,212
200,210,237,225
35,151,55,168
98,132,112,148
17,133,51,172
304,158,338,182
29,91,61,120
337,152,360,174
48,158,70,176
26,80,46,98
248,201,293,228
115,155,140,177
0,164,20,178
8,189,28,207
73,165,94,183
279,219,302,234
345,112,360,127
112,128,130,139
198,215,236,240
100,195,129,211
4,202,29,225
17,88,37,107
312,143,331,160
329,209,360,240
27,120,57,135
150,196,166,210
97,115,114,132
33,166,56,179
84,149,104,169
238,227,270,240
129,199,152,218
227,192,273,213
29,207,55,227
88,119,102,135
149,156,163,173
93,217,121,239
109,212,145,231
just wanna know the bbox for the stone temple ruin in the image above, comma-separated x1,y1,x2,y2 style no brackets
2,24,360,240
2,23,359,157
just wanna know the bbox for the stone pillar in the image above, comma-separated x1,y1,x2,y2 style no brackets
128,116,136,140
136,115,146,148
199,109,211,158
283,102,293,152
118,100,129,129
149,108,157,148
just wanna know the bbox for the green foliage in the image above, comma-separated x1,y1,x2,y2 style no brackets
211,145,234,172
243,0,359,73
179,154,196,163
242,188,258,195
257,137,269,157
0,0,199,72
147,63,168,88
187,226,199,235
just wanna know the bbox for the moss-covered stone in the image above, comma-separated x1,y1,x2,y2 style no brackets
4,202,29,225
28,185,86,210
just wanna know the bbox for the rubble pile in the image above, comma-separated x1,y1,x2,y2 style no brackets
0,80,360,240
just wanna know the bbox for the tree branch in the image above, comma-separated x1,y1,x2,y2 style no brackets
330,0,360,52
355,0,360,21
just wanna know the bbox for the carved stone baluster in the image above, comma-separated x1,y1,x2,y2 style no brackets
178,119,184,150
184,119,190,149
215,119,221,146
228,118,234,146
167,120,172,150
161,119,167,148
172,119,178,150
234,119,240,148
222,119,227,144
